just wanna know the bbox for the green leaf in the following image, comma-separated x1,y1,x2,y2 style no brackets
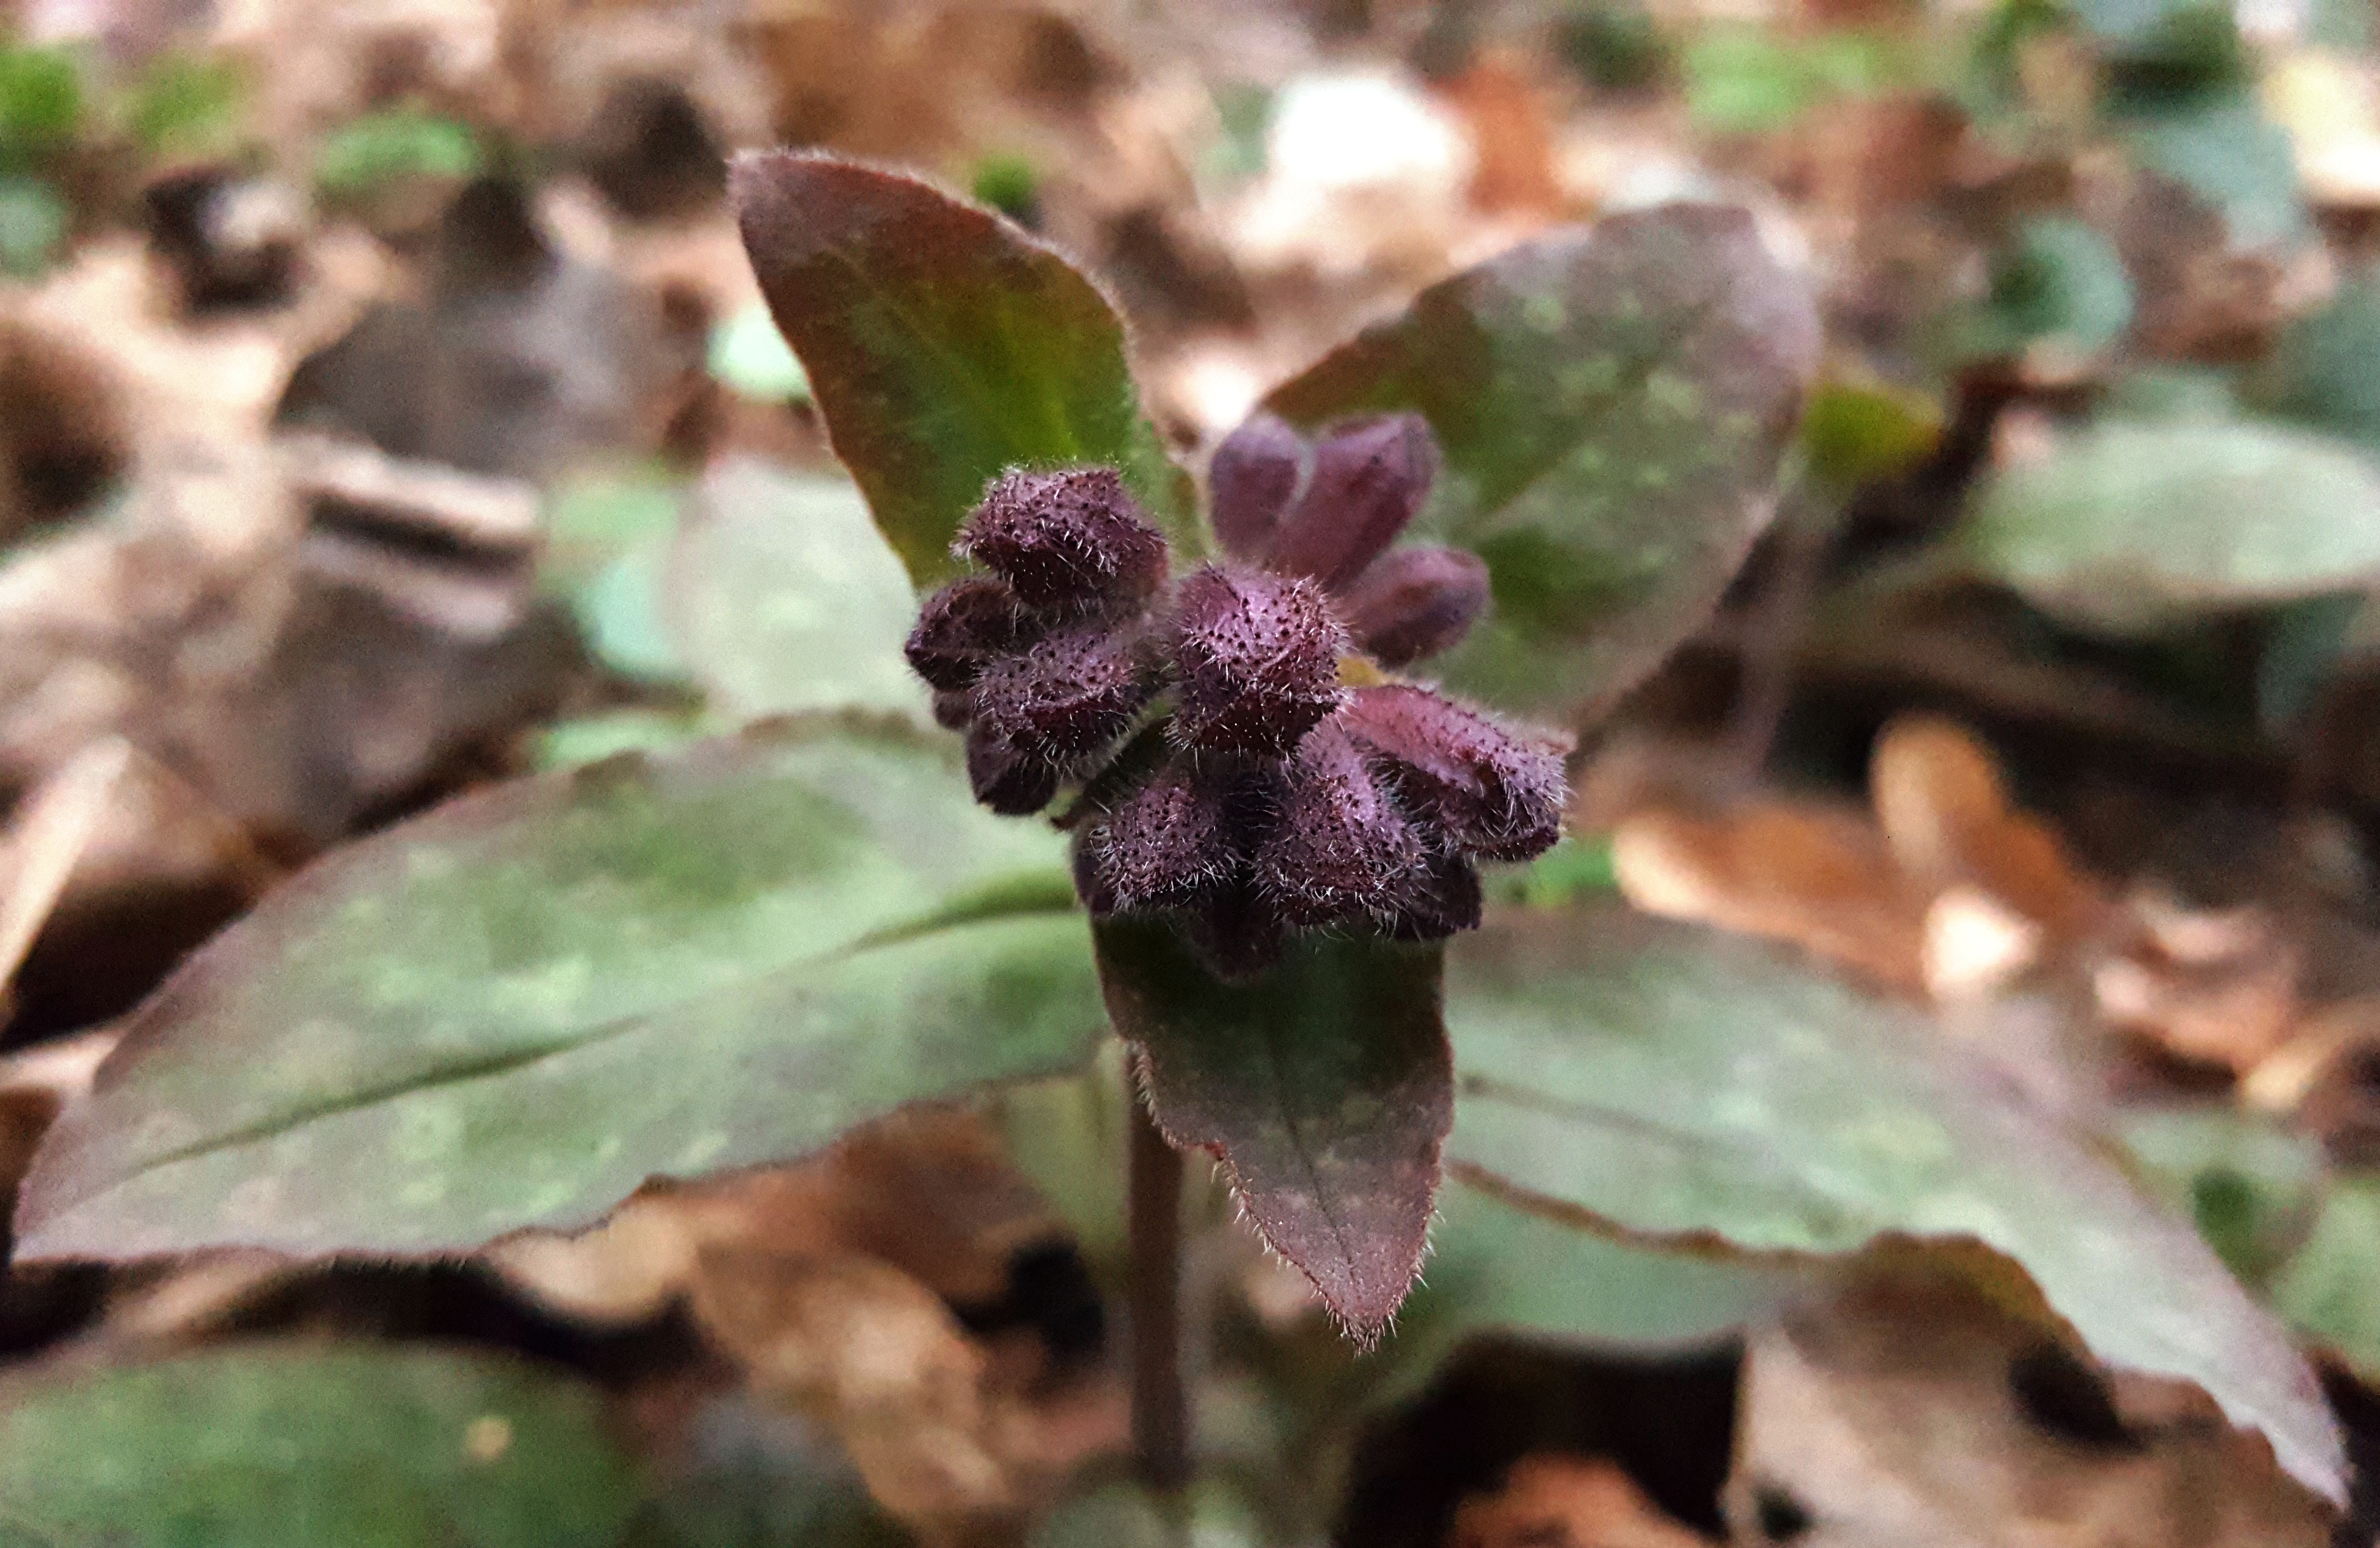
731,153,1195,587
0,46,82,161
634,1396,912,1548
2254,270,2380,453
2274,1174,2380,1383
2120,98,2307,250
1973,217,2135,358
124,52,246,158
314,110,481,199
1441,909,2345,1505
707,302,810,405
667,459,931,723
0,174,65,278
1263,203,1819,718
1959,419,2380,633
2115,1105,2325,1285
1093,918,1450,1339
1409,1179,1794,1351
16,718,1108,1260
0,1343,641,1547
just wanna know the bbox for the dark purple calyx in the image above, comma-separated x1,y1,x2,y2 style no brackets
1264,413,1440,592
1169,565,1347,756
904,577,1042,690
1256,721,1424,929
966,727,1060,816
1185,878,1288,982
955,466,1167,614
1090,768,1241,915
969,625,1156,766
1388,852,1484,943
1336,545,1491,668
1209,411,1307,560
1339,684,1567,862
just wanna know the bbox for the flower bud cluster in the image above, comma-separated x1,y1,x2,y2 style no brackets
906,414,1566,978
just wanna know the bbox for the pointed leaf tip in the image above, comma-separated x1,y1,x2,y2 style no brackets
1094,917,1451,1337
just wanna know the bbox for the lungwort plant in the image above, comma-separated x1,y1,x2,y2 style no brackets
8,151,2351,1526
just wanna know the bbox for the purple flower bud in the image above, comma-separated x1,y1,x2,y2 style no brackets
931,688,974,730
1186,880,1287,980
1089,769,1240,915
966,726,1061,816
1339,685,1568,862
1263,414,1440,593
1337,545,1491,667
1389,853,1484,942
906,577,1041,690
970,625,1156,765
1208,412,1307,559
1168,565,1348,756
955,466,1168,614
1255,721,1424,929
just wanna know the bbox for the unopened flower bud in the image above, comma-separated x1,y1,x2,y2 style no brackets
906,577,1040,690
1208,412,1307,560
1169,565,1347,756
1256,721,1424,929
1091,769,1239,915
1337,545,1490,667
970,626,1155,765
1389,853,1484,942
1339,685,1567,862
956,466,1167,614
1264,414,1440,592
931,688,973,730
966,727,1061,816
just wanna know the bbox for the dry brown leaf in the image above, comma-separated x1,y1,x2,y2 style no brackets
1871,715,2106,941
1614,801,1930,991
1450,1455,1714,1548
690,1246,1018,1529
2096,889,2301,1074
1732,1269,2332,1547
1436,51,1569,219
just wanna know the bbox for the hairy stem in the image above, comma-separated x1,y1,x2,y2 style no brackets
1128,1071,1190,1495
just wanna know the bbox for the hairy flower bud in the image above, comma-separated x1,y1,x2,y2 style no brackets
969,626,1155,765
966,727,1061,816
1208,412,1307,560
955,466,1167,614
1090,768,1240,915
1256,721,1424,929
1339,685,1567,862
905,577,1041,690
1264,414,1440,592
931,688,973,730
1337,545,1490,668
1389,853,1484,942
1169,565,1347,755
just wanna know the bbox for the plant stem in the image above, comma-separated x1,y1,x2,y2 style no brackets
1126,1073,1189,1495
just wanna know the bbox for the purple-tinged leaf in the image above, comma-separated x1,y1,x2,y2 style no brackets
1093,917,1450,1339
732,153,1197,586
16,717,1106,1261
1265,203,1819,718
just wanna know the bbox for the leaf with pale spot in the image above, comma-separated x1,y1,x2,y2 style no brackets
1443,908,2345,1505
1264,203,1819,718
16,717,1107,1261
